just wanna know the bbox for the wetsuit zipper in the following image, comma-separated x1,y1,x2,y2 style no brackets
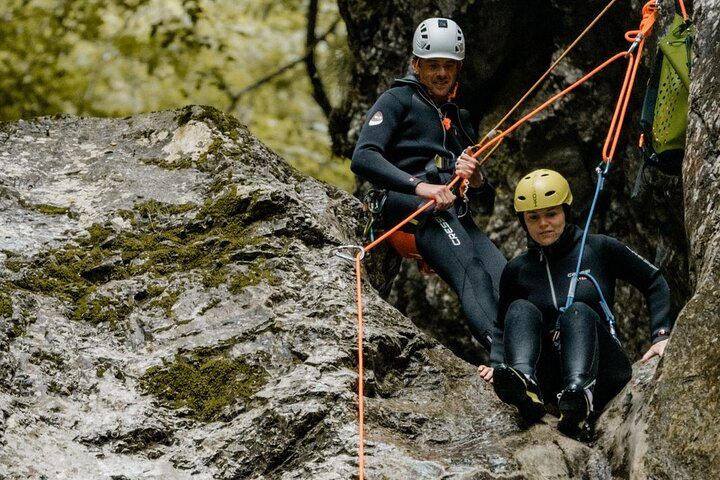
541,248,559,310
400,77,455,161
416,87,451,156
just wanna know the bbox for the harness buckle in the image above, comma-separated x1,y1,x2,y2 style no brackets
362,189,388,241
364,189,387,214
551,329,561,351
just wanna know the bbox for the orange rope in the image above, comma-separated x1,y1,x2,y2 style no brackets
349,4,658,478
677,0,689,20
603,1,657,165
489,0,619,135
471,51,630,164
355,253,365,479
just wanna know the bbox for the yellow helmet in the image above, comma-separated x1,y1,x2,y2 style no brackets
514,169,573,212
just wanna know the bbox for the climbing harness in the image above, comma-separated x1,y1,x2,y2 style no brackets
334,2,662,478
362,188,433,272
361,156,468,274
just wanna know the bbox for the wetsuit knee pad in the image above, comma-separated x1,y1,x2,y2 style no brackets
506,299,543,325
561,302,598,320
559,303,601,389
503,299,544,377
558,302,600,336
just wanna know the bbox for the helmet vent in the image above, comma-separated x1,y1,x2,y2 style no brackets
513,169,573,212
412,18,465,60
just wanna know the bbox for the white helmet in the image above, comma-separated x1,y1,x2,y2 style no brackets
412,18,465,61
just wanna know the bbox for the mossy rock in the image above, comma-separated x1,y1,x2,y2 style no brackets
140,347,267,421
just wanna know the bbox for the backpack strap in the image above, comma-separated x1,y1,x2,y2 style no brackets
631,157,647,198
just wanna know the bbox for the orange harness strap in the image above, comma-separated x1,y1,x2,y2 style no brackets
386,230,436,274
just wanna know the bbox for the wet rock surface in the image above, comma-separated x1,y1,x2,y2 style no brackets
0,107,596,479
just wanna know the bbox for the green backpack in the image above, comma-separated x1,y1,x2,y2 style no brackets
635,9,694,191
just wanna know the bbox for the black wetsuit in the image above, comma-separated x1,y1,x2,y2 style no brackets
351,73,507,349
491,224,674,410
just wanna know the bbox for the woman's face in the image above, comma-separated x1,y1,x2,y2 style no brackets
413,58,461,104
524,205,566,246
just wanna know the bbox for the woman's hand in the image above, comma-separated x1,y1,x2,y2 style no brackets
478,364,494,383
641,338,669,362
455,150,485,188
415,182,456,211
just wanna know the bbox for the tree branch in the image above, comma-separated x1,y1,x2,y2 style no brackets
305,0,333,119
228,15,340,113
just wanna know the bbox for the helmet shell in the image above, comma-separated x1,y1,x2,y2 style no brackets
413,18,465,60
514,169,573,212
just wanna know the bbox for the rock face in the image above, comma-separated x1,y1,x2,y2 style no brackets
0,107,368,478
0,107,597,479
626,1,720,477
0,3,718,480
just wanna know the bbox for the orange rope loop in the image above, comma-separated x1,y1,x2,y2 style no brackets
602,0,657,165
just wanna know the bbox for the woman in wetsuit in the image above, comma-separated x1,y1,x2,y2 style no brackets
479,169,674,438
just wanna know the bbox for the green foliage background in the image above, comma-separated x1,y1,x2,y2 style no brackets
0,0,352,190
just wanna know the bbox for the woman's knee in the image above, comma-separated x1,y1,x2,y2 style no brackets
505,299,543,329
559,302,599,327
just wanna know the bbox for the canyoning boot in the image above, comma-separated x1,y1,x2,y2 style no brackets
493,364,546,423
557,383,594,441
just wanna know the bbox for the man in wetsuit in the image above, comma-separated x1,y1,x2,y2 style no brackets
351,17,506,351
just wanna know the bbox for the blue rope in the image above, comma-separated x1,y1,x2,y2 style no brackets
556,161,619,342
563,162,606,309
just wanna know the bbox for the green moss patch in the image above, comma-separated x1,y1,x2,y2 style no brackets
140,348,267,421
6,184,284,329
0,293,12,317
177,105,242,141
18,199,74,217
228,262,280,293
72,294,135,326
147,287,183,317
33,203,73,217
30,349,65,371
140,157,194,170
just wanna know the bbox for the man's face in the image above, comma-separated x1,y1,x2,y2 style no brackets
413,58,461,103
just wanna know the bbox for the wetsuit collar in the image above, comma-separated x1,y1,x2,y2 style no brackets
393,72,424,88
394,72,445,107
